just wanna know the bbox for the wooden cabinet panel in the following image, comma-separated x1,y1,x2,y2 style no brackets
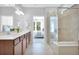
25,32,31,48
22,38,26,54
28,32,31,44
0,40,13,55
14,41,22,55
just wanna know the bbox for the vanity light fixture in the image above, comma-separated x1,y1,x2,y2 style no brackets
15,7,24,15
15,9,21,15
15,9,24,15
19,10,24,15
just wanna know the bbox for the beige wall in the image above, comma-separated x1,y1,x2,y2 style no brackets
58,5,79,41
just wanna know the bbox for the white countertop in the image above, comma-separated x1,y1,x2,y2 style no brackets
0,30,30,40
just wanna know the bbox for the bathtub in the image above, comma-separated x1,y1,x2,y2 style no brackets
53,41,79,55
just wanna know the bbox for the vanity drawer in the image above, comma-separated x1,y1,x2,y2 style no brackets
14,38,20,45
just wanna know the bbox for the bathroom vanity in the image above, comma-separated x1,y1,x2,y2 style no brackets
0,31,31,55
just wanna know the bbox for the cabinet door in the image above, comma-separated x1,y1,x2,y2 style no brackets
28,32,31,44
22,38,26,54
0,41,14,55
14,41,22,55
25,34,28,48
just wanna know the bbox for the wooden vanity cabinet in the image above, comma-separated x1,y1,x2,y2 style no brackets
0,32,31,55
14,35,26,55
26,32,31,47
14,32,31,55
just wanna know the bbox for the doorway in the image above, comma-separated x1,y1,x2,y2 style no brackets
32,16,45,43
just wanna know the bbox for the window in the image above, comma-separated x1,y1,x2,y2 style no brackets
50,16,57,32
33,16,44,31
1,16,13,31
37,22,41,31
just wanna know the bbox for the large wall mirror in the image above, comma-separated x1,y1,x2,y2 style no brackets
1,16,13,32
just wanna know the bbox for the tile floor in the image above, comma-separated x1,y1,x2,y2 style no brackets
24,38,53,55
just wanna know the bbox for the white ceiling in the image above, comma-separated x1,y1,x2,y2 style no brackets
22,4,62,7
0,4,62,8
0,4,15,7
0,4,74,8
0,4,74,15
